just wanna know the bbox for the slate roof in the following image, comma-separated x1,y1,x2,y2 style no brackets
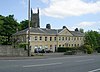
70,31,85,36
13,28,84,37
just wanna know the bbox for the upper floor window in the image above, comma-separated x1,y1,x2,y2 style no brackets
40,36,42,40
77,37,79,40
62,37,64,41
66,37,67,40
72,37,73,40
59,37,61,41
69,37,70,41
45,37,47,41
35,36,37,41
80,37,81,40
74,37,76,40
50,37,52,41
54,37,56,41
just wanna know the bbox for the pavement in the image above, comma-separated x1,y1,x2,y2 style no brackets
0,52,100,60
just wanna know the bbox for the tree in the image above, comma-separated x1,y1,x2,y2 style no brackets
84,30,100,49
19,20,32,30
20,20,29,30
0,15,19,45
79,28,84,33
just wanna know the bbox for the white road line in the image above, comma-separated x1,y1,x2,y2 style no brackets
88,68,100,72
23,62,63,68
75,59,94,62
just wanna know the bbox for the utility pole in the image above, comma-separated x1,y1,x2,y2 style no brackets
28,0,31,56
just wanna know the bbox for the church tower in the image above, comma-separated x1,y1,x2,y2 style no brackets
31,8,40,28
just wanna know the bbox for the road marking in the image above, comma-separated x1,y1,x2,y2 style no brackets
76,59,94,62
88,68,100,72
23,62,62,68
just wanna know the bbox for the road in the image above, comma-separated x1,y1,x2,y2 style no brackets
0,55,100,72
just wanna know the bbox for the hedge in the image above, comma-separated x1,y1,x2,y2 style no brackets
57,47,77,52
95,46,100,53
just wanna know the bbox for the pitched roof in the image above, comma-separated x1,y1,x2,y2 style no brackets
70,31,85,36
13,27,84,36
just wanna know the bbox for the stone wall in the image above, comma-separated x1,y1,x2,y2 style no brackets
0,45,27,56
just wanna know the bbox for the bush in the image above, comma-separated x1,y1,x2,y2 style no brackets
79,45,93,54
57,47,67,52
57,47,77,52
87,47,93,54
95,46,100,53
64,50,77,55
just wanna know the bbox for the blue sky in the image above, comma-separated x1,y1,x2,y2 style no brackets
0,0,100,32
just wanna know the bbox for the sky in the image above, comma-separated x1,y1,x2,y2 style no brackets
0,0,100,32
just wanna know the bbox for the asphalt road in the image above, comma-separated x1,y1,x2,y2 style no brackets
0,55,100,72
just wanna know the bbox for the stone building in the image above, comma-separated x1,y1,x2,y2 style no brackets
13,8,84,54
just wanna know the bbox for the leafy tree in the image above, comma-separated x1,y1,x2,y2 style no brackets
84,30,100,49
20,20,28,30
19,20,32,30
0,15,19,45
79,28,84,33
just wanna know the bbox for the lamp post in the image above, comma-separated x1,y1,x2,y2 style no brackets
28,0,31,56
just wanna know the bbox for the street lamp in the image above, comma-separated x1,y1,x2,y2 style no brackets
28,0,31,56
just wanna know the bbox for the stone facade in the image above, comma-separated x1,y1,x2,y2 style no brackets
0,45,27,56
31,8,40,28
13,27,84,54
13,8,84,54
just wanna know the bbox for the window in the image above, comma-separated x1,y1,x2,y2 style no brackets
74,44,76,47
54,37,56,41
72,37,73,40
69,44,70,47
69,37,70,41
40,36,42,40
39,45,42,49
50,37,52,41
34,45,38,49
72,44,73,47
77,37,79,40
80,37,81,40
44,45,48,49
74,37,76,40
35,36,37,41
50,45,52,48
45,37,47,41
59,37,61,41
59,45,61,47
77,44,79,46
66,37,67,40
62,37,64,41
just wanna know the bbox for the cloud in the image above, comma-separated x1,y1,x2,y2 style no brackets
69,21,100,31
41,0,100,18
77,21,96,27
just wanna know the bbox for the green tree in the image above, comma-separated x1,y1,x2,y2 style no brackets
19,20,32,30
79,28,84,33
84,30,100,49
0,15,19,45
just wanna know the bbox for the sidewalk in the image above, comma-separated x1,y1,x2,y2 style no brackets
0,52,100,60
0,53,64,60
